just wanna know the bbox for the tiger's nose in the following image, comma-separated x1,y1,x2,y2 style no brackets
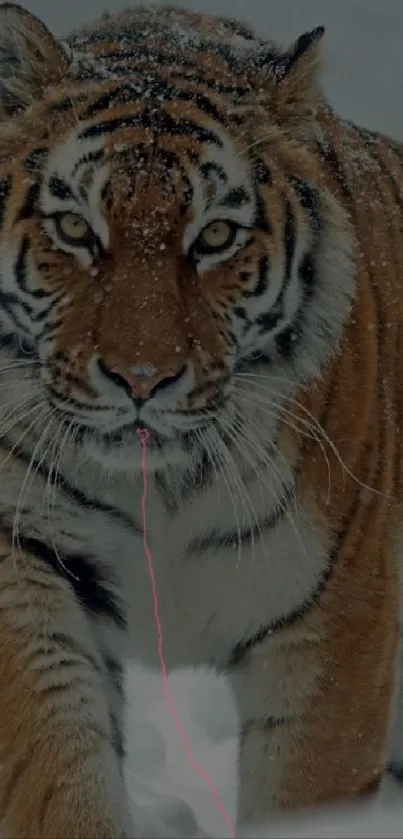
100,360,186,400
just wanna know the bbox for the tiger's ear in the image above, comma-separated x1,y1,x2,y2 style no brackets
0,3,69,119
270,27,325,121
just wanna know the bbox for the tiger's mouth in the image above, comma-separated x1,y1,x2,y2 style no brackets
99,420,166,448
70,418,168,449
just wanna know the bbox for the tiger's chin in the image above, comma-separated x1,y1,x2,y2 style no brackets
81,423,193,474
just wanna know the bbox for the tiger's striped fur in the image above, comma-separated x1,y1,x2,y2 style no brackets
0,3,402,836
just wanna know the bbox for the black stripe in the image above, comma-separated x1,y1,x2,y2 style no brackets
110,710,125,760
0,287,35,321
263,714,293,728
229,561,333,666
50,365,96,399
274,199,319,358
48,92,89,115
103,654,123,691
169,70,253,99
80,109,223,148
233,305,250,327
25,147,48,173
86,45,197,72
79,64,134,81
251,254,270,298
48,175,74,201
15,181,40,222
186,482,294,556
40,316,63,341
0,174,11,228
185,446,214,496
283,198,296,283
15,236,54,300
252,159,273,187
30,297,62,324
38,678,94,699
199,161,227,183
6,529,126,628
71,149,105,177
255,200,296,336
84,83,143,117
46,631,101,672
316,138,352,205
291,177,320,224
298,251,317,300
47,386,105,413
229,490,362,666
255,304,282,334
218,186,250,209
254,188,270,233
242,713,295,732
0,433,140,532
153,147,182,173
84,79,223,123
387,761,403,782
275,323,301,358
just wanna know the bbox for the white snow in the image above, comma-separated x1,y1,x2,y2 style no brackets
123,663,403,837
14,0,403,835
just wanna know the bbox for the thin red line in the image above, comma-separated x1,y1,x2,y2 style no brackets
136,428,236,838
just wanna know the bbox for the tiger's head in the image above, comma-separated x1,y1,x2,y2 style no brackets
0,4,354,475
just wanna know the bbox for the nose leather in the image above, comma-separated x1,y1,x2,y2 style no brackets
108,364,182,399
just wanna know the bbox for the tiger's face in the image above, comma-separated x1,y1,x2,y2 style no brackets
0,5,353,474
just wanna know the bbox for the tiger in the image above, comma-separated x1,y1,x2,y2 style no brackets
0,1,402,836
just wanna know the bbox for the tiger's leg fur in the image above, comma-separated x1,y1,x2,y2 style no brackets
230,546,399,826
0,543,134,838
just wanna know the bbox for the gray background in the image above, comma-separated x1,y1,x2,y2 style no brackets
12,0,403,139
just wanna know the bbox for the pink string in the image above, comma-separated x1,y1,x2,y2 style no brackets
136,427,236,838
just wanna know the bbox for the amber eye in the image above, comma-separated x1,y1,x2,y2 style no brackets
53,212,94,247
194,220,238,256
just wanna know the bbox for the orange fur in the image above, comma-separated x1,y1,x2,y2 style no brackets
0,4,402,835
0,541,129,837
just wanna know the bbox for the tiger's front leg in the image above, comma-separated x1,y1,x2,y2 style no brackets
230,567,398,829
0,546,134,838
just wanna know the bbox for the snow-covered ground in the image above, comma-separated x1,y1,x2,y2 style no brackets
14,0,403,835
122,664,403,837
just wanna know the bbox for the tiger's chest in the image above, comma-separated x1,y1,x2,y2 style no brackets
8,451,330,671
78,465,331,671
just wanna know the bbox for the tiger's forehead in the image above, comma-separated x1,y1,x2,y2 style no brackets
40,109,256,238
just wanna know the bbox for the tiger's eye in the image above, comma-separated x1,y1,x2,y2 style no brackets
195,220,238,255
54,212,93,246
